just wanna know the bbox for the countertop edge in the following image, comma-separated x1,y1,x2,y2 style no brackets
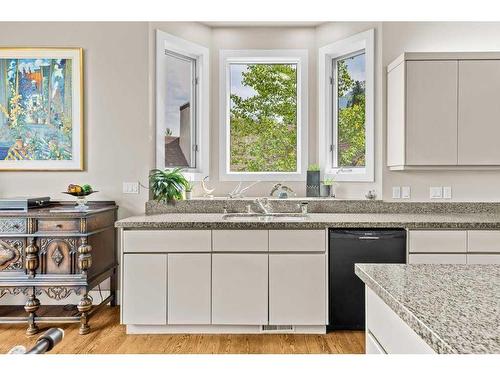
354,264,456,354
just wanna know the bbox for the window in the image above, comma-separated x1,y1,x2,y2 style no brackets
220,50,308,181
319,29,374,182
156,30,209,179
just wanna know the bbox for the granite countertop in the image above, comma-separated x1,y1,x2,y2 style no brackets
115,212,500,229
355,264,500,354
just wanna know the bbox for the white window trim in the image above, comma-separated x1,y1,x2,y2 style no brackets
219,49,308,181
318,29,374,182
155,29,209,181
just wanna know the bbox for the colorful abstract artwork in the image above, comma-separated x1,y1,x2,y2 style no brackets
0,48,82,170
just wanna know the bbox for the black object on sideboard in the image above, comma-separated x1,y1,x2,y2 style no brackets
0,201,118,335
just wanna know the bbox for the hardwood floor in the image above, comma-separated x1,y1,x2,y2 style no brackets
0,307,365,354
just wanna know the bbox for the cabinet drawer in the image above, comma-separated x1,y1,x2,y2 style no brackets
37,219,80,233
269,230,326,252
467,231,500,253
212,230,268,252
409,254,467,264
467,254,500,265
409,231,466,253
0,218,27,234
123,230,211,253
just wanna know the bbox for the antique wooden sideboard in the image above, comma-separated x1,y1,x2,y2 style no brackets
0,201,117,335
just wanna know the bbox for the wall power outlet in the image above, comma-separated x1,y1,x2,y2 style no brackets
123,182,139,194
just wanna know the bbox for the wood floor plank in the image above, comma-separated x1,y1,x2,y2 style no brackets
0,307,365,354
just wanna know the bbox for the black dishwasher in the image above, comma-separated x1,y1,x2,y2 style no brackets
328,229,406,331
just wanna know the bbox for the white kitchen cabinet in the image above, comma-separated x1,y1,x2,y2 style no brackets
269,230,325,252
467,231,500,253
167,253,211,324
387,55,458,169
269,254,326,325
458,60,500,165
366,332,386,354
467,254,500,265
409,230,467,253
122,254,167,325
212,230,268,252
123,230,211,253
409,253,467,264
212,253,268,325
405,60,458,166
387,52,500,169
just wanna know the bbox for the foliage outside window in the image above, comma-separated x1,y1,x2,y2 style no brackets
335,52,366,169
229,63,298,173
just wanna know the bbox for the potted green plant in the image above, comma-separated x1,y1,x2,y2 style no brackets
321,177,335,198
149,168,189,203
307,164,320,197
185,181,195,200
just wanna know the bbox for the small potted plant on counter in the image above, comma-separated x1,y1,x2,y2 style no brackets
306,164,320,197
149,167,189,203
185,181,195,200
320,177,336,198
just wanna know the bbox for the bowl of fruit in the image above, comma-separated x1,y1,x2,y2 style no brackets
63,184,96,210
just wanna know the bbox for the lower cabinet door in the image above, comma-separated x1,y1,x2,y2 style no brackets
212,253,268,325
122,254,167,325
168,253,211,324
409,254,466,264
269,254,326,325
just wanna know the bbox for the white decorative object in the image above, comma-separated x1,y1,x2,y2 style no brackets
201,176,214,198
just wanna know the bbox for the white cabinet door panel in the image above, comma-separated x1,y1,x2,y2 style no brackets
212,254,268,325
269,230,326,252
123,230,211,253
458,60,500,165
212,230,268,252
269,254,326,325
409,254,466,264
366,332,387,354
409,230,467,253
467,254,500,265
467,231,500,253
122,254,167,325
406,60,458,165
168,254,211,324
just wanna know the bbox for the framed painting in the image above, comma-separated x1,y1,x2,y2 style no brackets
0,48,83,170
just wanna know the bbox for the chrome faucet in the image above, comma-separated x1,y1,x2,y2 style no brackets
269,183,296,199
254,197,272,214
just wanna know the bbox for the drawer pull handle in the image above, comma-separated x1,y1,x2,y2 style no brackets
13,224,20,229
55,224,63,229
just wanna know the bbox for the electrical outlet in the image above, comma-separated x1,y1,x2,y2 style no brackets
443,186,452,199
392,186,401,199
123,182,139,194
401,186,411,199
430,187,443,199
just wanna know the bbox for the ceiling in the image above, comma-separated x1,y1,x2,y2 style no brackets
201,21,325,28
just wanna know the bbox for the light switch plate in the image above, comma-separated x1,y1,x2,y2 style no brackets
430,187,443,199
443,186,452,199
392,186,401,199
401,186,411,199
123,182,139,194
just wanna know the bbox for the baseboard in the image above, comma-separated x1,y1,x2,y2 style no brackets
126,324,326,334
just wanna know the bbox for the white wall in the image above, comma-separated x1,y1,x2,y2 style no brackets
382,22,500,201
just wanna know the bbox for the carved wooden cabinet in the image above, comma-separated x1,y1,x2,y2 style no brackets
0,201,117,335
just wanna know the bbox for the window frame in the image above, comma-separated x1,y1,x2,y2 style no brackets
156,29,209,180
318,29,375,182
219,49,308,181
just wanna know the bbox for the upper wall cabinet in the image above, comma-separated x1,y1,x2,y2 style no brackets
387,52,500,170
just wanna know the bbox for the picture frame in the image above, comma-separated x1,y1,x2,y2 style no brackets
0,47,83,171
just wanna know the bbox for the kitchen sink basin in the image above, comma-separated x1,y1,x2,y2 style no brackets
222,212,310,222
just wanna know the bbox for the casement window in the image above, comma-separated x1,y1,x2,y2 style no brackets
219,50,308,181
156,30,209,179
319,29,374,182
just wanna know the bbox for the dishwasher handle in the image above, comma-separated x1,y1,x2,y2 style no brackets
358,236,380,240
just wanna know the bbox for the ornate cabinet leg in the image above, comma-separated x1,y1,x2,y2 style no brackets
78,238,92,275
25,238,39,278
24,287,40,336
77,293,92,335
